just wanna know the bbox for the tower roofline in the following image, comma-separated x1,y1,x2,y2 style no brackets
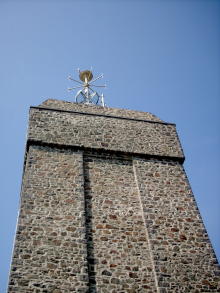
38,99,165,123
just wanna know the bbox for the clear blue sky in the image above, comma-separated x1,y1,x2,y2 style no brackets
0,1,219,291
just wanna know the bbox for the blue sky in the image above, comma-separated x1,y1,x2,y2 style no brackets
0,1,219,291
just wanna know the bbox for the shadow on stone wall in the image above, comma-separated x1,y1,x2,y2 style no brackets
83,159,97,293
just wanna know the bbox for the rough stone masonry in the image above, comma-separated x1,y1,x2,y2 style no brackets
8,99,220,293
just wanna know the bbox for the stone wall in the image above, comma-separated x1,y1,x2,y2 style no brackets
83,154,157,292
8,100,220,293
39,99,163,122
8,146,89,292
28,106,184,160
134,158,220,292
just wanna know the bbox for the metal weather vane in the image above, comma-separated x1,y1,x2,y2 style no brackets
68,69,106,106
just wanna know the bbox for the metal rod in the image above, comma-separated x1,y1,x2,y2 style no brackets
68,86,83,90
89,74,103,84
91,85,106,88
68,76,83,85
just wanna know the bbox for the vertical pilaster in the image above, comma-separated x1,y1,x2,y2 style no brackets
134,157,220,292
83,154,158,292
8,146,89,293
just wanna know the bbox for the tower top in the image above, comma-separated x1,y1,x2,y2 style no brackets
68,69,106,107
79,70,93,82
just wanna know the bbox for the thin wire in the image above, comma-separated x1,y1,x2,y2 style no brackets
68,86,83,90
89,74,103,84
68,77,83,85
91,85,106,88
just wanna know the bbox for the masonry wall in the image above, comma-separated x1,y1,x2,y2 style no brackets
8,99,220,293
134,158,220,292
8,146,88,292
28,106,184,159
83,154,157,292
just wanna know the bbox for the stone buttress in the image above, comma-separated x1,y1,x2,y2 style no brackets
8,99,220,293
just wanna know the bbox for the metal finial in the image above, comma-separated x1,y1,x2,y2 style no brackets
68,69,106,106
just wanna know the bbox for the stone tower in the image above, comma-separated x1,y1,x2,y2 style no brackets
8,98,220,292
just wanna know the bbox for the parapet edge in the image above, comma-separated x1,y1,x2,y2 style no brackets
38,99,164,123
